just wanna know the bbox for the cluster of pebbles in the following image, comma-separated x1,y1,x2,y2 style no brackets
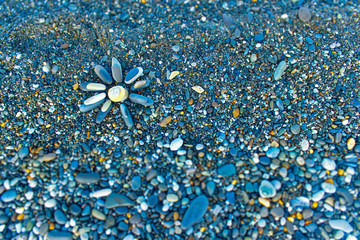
0,0,360,240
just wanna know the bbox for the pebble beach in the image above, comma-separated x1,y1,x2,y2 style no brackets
0,0,360,239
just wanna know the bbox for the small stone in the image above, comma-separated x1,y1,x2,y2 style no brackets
118,221,129,231
312,190,325,202
96,100,112,123
290,196,310,208
336,188,353,206
95,65,113,84
129,93,154,106
131,79,150,91
206,181,216,196
80,82,106,91
321,182,336,194
18,147,29,159
111,57,122,82
91,209,106,221
44,199,57,208
259,180,276,198
69,204,82,216
181,195,209,230
92,189,112,198
1,190,17,203
329,220,353,233
61,43,69,49
75,172,100,184
258,197,271,208
46,231,72,240
222,14,233,26
170,138,183,151
347,138,356,150
120,104,134,129
147,195,158,208
54,210,67,225
80,98,105,112
40,153,57,162
83,92,106,106
266,147,280,158
298,7,311,22
105,193,135,208
233,108,240,118
302,209,313,220
273,61,287,81
254,33,264,42
192,85,204,93
322,158,336,171
131,176,141,191
290,124,301,135
169,71,180,80
259,156,270,166
166,194,179,203
270,207,284,218
217,163,236,177
300,139,310,151
119,12,130,21
159,116,172,127
125,67,143,84
0,215,9,224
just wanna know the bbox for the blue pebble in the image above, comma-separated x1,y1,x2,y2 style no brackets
217,163,236,177
266,147,280,158
254,33,264,42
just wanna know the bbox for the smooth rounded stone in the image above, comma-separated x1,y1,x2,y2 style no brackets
40,153,57,162
95,65,113,84
92,189,112,198
96,100,112,123
259,156,270,165
250,53,257,63
298,7,311,22
254,33,264,42
206,181,216,196
266,147,280,158
290,196,310,208
147,195,158,208
329,220,353,233
18,147,29,159
270,207,284,218
0,215,9,224
321,182,336,194
129,93,154,106
130,214,141,224
166,194,179,203
108,86,128,102
336,188,353,206
120,104,134,129
258,219,266,228
44,199,57,208
112,57,122,82
322,158,336,171
146,169,158,181
170,138,183,151
46,231,72,240
1,190,17,203
290,124,301,135
300,139,309,151
54,210,67,225
70,160,79,171
308,44,315,52
217,163,236,177
79,98,105,112
273,61,287,81
259,180,276,198
125,67,143,84
312,190,325,202
260,198,272,209
260,207,269,218
222,13,233,26
118,221,129,231
174,104,183,111
181,195,209,230
75,172,100,184
131,79,150,91
80,82,106,91
105,193,135,209
131,176,141,191
91,209,106,221
303,209,313,220
69,204,82,216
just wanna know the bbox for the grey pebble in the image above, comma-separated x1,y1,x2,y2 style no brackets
120,104,134,129
270,207,284,218
273,61,287,81
46,231,72,240
298,7,311,22
290,124,301,135
206,181,216,196
95,65,113,84
129,93,154,107
75,172,100,184
105,193,135,208
131,176,141,191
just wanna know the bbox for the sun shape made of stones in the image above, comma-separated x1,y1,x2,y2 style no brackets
79,57,154,129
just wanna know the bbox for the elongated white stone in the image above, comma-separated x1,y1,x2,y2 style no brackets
273,61,287,80
80,82,106,91
91,188,112,198
170,138,183,151
84,93,106,105
112,57,122,82
96,100,112,123
329,219,353,233
131,79,150,91
108,86,128,102
125,67,143,84
95,65,113,84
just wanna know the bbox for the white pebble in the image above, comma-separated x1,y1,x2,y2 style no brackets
170,138,183,151
91,189,112,198
44,198,57,208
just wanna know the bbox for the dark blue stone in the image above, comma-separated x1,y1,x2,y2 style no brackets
259,156,270,165
181,195,209,230
96,101,112,123
70,160,79,171
69,204,81,216
147,195,158,208
226,192,235,205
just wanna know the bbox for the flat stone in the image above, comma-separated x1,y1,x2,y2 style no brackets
270,207,284,218
303,209,313,220
125,67,143,84
329,219,353,233
170,138,183,151
159,116,172,127
312,190,325,202
39,153,57,162
46,231,72,240
75,172,100,184
254,33,264,42
120,104,134,129
80,82,106,91
96,100,112,123
91,209,106,221
95,65,113,84
118,221,129,231
147,195,158,208
131,79,150,91
92,189,112,198
131,176,141,191
166,194,179,203
290,196,310,208
1,190,17,203
44,198,57,208
266,147,280,158
273,61,287,80
300,139,310,151
112,57,122,82
321,182,336,194
129,93,154,106
322,158,336,171
18,147,29,159
181,195,209,230
69,204,82,216
129,214,141,224
217,163,236,177
259,180,276,198
54,210,67,225
259,156,270,165
105,193,135,209
298,7,311,22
